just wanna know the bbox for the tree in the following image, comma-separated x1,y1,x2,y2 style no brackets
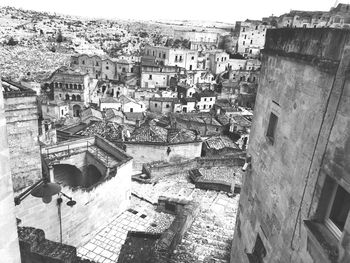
7,37,18,46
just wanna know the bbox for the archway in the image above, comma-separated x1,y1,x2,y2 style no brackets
54,164,83,188
85,165,103,187
73,105,81,117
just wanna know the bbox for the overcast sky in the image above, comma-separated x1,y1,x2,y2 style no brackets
0,0,344,23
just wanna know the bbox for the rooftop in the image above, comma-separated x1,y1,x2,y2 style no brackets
2,78,37,98
205,136,240,151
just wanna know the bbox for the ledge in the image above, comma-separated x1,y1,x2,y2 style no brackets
304,220,339,263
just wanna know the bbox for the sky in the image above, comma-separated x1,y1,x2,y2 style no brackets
0,0,346,23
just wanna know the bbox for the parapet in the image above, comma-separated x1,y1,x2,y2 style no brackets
263,28,350,72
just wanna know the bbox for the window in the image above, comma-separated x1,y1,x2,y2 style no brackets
106,66,109,70
82,60,85,64
149,75,152,80
191,56,194,60
175,55,178,62
166,104,170,108
163,54,166,59
244,35,247,39
247,234,266,263
210,98,212,101
242,27,245,32
179,55,183,61
266,112,278,144
250,40,253,44
130,108,133,112
96,62,99,66
155,103,158,108
325,184,350,239
243,41,245,46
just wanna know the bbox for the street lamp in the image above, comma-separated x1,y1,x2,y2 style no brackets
14,178,61,205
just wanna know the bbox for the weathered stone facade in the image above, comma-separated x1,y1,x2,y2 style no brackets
3,81,42,192
231,28,350,262
0,81,21,263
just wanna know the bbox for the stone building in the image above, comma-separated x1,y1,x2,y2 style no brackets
235,20,271,58
149,97,178,114
143,45,198,71
231,28,350,263
207,50,230,74
1,79,42,192
46,66,91,117
277,4,350,29
0,80,21,263
173,29,219,50
140,63,180,89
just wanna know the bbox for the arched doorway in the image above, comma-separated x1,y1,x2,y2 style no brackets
73,104,81,117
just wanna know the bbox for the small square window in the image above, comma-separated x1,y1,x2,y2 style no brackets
266,112,278,144
325,183,350,238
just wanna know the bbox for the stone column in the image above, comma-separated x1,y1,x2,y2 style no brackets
0,83,21,262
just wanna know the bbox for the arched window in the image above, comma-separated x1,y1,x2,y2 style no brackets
65,84,68,89
78,84,82,90
74,84,77,89
71,95,76,101
76,95,81,101
55,82,58,88
59,83,62,88
70,84,73,89
65,94,70,100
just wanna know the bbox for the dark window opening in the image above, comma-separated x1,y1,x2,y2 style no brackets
247,234,266,263
266,112,278,144
165,202,176,212
329,185,350,232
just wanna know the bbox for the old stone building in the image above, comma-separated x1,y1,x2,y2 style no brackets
46,66,92,117
1,79,42,192
173,29,219,50
235,20,271,58
231,28,350,262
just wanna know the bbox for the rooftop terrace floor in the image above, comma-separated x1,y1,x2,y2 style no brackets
77,170,239,263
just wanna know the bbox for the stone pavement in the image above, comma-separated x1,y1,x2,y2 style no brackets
78,170,239,263
77,198,175,263
171,190,239,263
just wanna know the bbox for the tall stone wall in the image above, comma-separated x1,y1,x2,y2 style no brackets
4,94,42,192
0,85,21,262
231,28,350,262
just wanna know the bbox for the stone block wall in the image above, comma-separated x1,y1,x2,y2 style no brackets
4,95,42,192
0,85,21,262
231,28,350,263
125,141,202,171
143,154,245,180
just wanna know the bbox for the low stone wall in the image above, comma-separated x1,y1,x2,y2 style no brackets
142,153,245,180
18,226,95,263
152,197,200,262
189,169,234,193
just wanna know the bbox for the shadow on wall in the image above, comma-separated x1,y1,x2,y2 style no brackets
54,164,102,189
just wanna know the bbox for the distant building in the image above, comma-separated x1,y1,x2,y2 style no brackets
193,90,216,112
45,66,92,117
149,97,178,114
140,62,180,89
143,45,198,71
235,20,272,58
207,50,230,74
173,29,219,50
99,97,121,111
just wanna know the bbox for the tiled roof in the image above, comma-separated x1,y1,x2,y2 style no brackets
129,123,199,143
205,136,239,150
76,121,128,141
81,108,103,120
100,97,119,104
105,108,124,120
